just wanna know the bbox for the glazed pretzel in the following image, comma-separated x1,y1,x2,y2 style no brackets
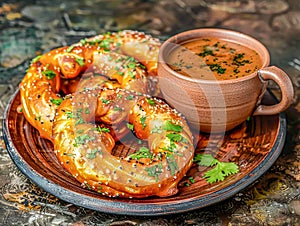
19,30,160,140
53,88,194,198
80,30,160,76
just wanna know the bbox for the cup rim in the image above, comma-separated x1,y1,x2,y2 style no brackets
158,28,271,84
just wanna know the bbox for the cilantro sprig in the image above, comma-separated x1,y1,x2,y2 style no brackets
194,154,239,184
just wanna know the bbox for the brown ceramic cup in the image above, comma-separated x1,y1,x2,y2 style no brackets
157,28,294,133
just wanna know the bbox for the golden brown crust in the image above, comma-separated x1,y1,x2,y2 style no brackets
81,30,161,76
53,88,194,198
19,30,160,140
19,30,194,198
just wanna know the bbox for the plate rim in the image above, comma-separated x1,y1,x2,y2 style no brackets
2,89,286,216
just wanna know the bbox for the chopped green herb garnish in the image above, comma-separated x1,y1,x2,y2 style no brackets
146,98,156,106
233,53,250,66
189,176,195,184
198,46,214,57
162,120,182,132
86,149,101,159
76,129,84,134
99,38,113,51
127,123,134,130
209,64,226,74
75,117,85,125
161,141,177,153
126,95,134,100
74,134,95,146
145,163,163,182
75,57,85,66
66,45,75,53
128,71,135,78
50,98,63,106
127,62,136,69
97,126,110,133
151,127,162,134
66,111,74,119
42,69,56,79
31,55,41,64
167,155,179,175
113,106,122,112
166,133,188,143
117,71,124,76
233,68,240,74
80,39,87,45
128,147,153,160
140,116,147,129
101,98,110,105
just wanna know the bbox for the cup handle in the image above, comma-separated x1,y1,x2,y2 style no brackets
253,66,294,116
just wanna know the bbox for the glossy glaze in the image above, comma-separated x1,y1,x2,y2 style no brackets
3,89,285,216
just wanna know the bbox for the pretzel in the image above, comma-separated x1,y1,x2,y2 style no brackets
81,30,160,76
53,88,194,198
19,30,160,140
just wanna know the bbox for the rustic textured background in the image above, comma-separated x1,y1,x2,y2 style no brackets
0,0,299,225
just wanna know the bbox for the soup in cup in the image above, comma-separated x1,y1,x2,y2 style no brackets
157,28,294,133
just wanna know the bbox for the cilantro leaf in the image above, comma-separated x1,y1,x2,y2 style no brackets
162,120,182,132
219,162,239,176
167,133,182,142
204,164,225,183
194,154,218,167
195,154,239,184
166,133,188,143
